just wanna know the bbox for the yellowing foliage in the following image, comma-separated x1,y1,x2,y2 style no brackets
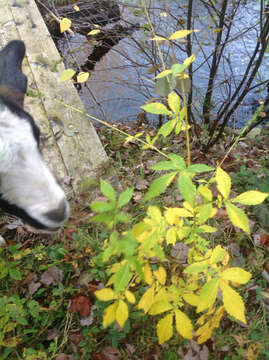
60,18,72,33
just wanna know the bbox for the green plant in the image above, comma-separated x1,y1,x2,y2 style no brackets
89,28,269,346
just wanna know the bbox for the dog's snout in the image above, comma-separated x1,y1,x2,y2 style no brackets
43,198,69,224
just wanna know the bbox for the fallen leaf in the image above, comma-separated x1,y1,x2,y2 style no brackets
125,344,136,356
46,328,59,341
69,295,91,317
171,243,189,263
40,266,63,287
133,192,143,202
28,280,42,296
80,305,96,326
69,331,84,345
135,178,149,190
55,354,74,360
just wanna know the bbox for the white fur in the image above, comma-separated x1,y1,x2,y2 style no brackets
0,106,69,229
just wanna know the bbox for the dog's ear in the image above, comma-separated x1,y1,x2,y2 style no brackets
0,40,27,107
0,86,25,108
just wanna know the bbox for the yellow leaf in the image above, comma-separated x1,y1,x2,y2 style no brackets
149,300,173,315
213,27,222,33
175,309,193,339
168,91,181,114
180,106,186,120
197,278,219,313
160,11,167,17
184,54,196,67
150,36,167,41
196,322,212,344
125,290,136,304
232,190,269,205
221,267,252,284
216,167,231,200
59,69,75,82
138,287,155,313
116,299,128,328
183,293,199,306
154,266,167,285
60,18,72,33
156,69,172,79
95,288,115,301
147,205,162,222
103,302,117,327
156,313,173,344
1,336,21,347
210,245,227,264
166,227,177,245
198,185,213,201
165,207,193,225
87,29,101,36
73,3,80,11
225,201,250,234
77,71,90,83
220,280,246,323
199,225,217,233
154,288,169,302
211,306,225,328
247,343,261,360
169,29,199,40
143,264,153,285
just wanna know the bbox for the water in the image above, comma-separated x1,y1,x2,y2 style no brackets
58,0,269,128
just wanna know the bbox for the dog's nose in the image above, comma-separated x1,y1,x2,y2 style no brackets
43,198,69,224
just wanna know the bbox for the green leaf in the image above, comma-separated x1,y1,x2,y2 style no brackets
221,268,252,284
232,191,269,205
114,262,131,294
9,268,22,281
118,187,134,208
216,167,231,200
145,172,177,201
59,68,76,82
187,164,214,174
171,63,187,76
184,262,208,274
91,213,114,226
197,278,219,313
225,201,250,234
168,154,186,169
91,201,115,212
100,179,116,203
141,103,172,115
151,160,180,171
158,120,175,137
220,280,246,323
177,173,196,206
155,75,177,97
115,213,131,223
198,203,213,224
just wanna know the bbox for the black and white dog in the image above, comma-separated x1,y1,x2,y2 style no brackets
0,40,69,232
